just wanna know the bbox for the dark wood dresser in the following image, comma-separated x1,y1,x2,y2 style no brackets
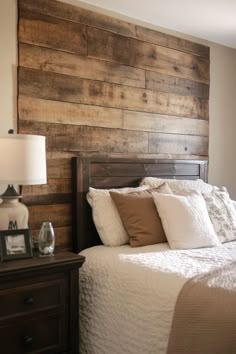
0,251,85,354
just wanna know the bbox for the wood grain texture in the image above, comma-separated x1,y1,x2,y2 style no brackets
123,111,209,136
28,204,71,230
47,158,71,179
18,96,123,129
18,0,210,249
146,71,209,98
135,26,209,58
88,27,210,83
149,133,208,155
19,120,149,154
19,67,208,119
23,178,71,196
91,162,200,177
23,193,71,206
19,43,145,88
19,8,87,55
19,0,209,58
31,226,72,250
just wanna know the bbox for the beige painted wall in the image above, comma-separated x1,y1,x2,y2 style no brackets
1,0,236,197
209,44,236,198
0,0,17,194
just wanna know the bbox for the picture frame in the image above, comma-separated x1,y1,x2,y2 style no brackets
0,229,33,261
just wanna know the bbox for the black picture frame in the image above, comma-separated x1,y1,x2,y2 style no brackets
0,229,33,261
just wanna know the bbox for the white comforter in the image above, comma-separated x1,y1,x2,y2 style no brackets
79,242,236,354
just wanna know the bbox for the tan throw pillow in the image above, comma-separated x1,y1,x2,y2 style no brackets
110,183,172,247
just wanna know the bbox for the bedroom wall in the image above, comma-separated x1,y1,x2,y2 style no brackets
0,0,233,249
17,0,210,249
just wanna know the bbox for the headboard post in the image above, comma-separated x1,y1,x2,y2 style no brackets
72,157,87,253
72,157,100,253
199,161,208,182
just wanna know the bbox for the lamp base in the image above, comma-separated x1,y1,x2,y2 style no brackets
0,186,28,230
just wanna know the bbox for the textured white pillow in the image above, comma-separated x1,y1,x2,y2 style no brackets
203,191,236,243
152,193,220,250
86,186,147,246
141,177,213,194
231,200,236,211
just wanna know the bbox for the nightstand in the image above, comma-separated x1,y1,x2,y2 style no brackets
0,251,85,354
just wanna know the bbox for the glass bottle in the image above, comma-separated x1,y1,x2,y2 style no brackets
38,222,55,257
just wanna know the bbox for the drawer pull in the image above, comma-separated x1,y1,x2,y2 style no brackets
24,297,34,305
23,335,33,346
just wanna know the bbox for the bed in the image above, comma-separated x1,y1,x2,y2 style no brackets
71,156,236,354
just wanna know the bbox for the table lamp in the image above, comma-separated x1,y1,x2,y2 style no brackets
0,133,47,230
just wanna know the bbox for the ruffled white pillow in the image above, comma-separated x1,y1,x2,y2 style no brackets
87,186,147,246
152,192,220,250
141,177,213,194
203,190,236,243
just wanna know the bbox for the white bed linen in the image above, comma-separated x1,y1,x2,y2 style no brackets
79,241,236,354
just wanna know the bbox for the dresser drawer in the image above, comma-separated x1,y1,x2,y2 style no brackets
0,312,68,354
0,276,67,320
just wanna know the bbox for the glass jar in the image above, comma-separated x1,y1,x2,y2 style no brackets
38,222,55,257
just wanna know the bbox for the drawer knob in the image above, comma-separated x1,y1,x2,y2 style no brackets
23,335,33,346
24,297,34,305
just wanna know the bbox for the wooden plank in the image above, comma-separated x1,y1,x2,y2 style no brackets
31,226,72,249
146,71,209,98
91,175,198,188
123,111,209,136
23,178,71,195
23,193,71,206
19,68,209,119
91,162,200,177
136,26,209,58
88,27,210,83
19,43,145,88
19,8,87,55
78,152,208,161
18,96,123,129
149,133,208,155
28,204,71,229
19,0,137,38
19,0,209,58
47,158,71,179
19,120,149,154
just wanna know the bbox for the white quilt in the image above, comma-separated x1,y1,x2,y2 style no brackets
79,241,236,354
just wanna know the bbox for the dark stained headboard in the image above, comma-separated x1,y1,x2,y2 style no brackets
71,156,208,253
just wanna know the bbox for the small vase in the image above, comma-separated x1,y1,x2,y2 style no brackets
38,222,55,257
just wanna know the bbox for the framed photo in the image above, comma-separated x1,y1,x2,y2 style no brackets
0,229,33,261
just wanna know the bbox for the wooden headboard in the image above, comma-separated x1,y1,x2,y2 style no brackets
71,156,208,253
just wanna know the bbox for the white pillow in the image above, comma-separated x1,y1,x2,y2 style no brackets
203,190,236,243
141,177,213,194
152,193,220,250
232,200,236,211
86,186,147,246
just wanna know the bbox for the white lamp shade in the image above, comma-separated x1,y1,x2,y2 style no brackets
0,134,47,185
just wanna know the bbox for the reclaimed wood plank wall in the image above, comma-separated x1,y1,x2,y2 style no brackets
17,0,210,250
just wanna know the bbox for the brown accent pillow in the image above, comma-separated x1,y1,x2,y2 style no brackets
110,183,172,247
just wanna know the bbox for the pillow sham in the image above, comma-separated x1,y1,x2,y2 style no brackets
202,190,236,243
232,200,236,211
152,193,220,250
86,186,147,246
141,177,213,194
110,183,172,247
